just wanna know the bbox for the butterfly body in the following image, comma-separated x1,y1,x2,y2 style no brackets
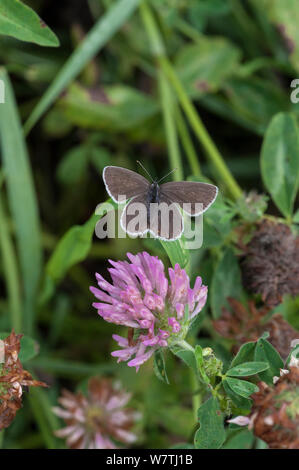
102,166,218,240
146,182,160,222
147,182,160,204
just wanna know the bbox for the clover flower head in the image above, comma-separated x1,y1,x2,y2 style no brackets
0,330,47,430
90,252,207,371
240,220,299,306
53,377,139,449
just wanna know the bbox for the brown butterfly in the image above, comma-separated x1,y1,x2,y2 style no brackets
103,163,218,240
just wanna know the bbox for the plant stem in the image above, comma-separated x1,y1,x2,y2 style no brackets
229,0,261,57
159,57,242,199
175,340,201,422
140,1,242,200
175,105,201,177
190,367,200,423
174,18,203,42
0,189,22,332
159,71,183,180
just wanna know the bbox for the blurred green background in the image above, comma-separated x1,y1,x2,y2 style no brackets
0,0,298,449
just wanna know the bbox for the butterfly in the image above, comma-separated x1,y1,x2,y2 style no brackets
102,163,218,241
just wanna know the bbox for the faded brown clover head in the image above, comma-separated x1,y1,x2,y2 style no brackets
53,377,140,449
213,298,298,359
239,220,299,306
0,330,47,430
227,351,299,449
250,363,299,449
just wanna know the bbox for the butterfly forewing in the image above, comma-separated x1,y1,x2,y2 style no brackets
103,166,149,202
160,181,218,216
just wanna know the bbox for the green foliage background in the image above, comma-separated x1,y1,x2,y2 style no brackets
0,0,298,449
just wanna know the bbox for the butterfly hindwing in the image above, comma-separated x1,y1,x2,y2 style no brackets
120,193,183,241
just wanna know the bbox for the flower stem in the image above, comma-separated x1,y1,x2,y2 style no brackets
175,340,201,423
139,1,242,200
190,367,200,423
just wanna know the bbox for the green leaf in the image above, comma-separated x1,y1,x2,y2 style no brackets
0,332,38,362
175,37,241,98
46,213,99,283
160,238,190,269
0,69,42,335
57,146,89,185
225,377,259,398
253,0,299,72
153,349,169,384
194,397,225,449
171,443,195,449
222,429,254,449
89,148,112,174
227,361,269,377
261,113,299,217
0,0,59,47
254,338,284,384
170,342,197,375
229,342,256,368
159,405,194,439
222,77,289,136
58,83,158,132
194,345,210,384
19,336,39,362
210,248,242,319
188,0,230,28
24,0,142,133
222,379,252,411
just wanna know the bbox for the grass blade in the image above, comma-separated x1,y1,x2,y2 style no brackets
0,68,42,335
24,0,142,134
27,388,60,449
0,188,22,331
31,357,118,377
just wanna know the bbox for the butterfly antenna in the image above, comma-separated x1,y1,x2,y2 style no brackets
157,168,178,184
136,160,154,182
